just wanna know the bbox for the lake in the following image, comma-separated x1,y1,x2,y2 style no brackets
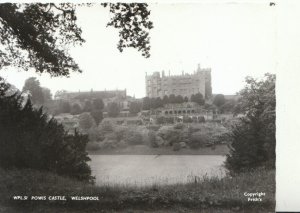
89,155,226,186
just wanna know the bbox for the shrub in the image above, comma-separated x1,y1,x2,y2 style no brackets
158,127,182,146
86,141,101,151
114,126,128,141
90,110,103,125
87,127,103,142
183,116,192,123
198,116,205,123
71,103,82,115
79,112,95,131
189,132,209,149
124,131,143,145
0,79,93,182
147,125,160,131
174,123,185,129
173,143,181,151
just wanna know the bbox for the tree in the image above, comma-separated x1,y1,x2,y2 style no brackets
22,77,44,104
83,100,93,112
154,97,163,108
0,77,93,182
162,95,169,104
142,97,151,110
184,96,189,102
79,112,95,130
0,3,153,76
225,74,275,173
175,95,184,104
58,100,71,114
42,87,52,103
129,101,142,115
213,94,226,107
107,102,120,117
90,110,103,125
92,98,104,110
220,99,237,113
71,103,82,115
191,93,205,105
169,94,176,104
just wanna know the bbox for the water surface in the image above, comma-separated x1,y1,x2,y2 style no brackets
89,155,226,186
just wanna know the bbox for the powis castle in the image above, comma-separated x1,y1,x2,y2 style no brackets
145,64,212,99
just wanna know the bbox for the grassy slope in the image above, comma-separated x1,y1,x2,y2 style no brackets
0,168,275,212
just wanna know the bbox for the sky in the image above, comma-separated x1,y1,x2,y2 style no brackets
0,1,277,98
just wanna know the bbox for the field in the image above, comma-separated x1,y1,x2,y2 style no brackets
0,168,275,212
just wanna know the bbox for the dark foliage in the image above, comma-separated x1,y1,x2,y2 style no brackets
102,3,153,58
225,74,276,173
191,93,205,105
0,3,153,76
0,77,93,182
213,94,226,107
71,103,82,115
107,102,120,117
58,100,71,113
22,77,44,105
129,101,142,115
90,109,103,125
83,100,93,112
92,98,104,110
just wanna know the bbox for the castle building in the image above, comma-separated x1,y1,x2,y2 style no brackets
145,64,212,99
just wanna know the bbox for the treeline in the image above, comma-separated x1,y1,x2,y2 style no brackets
142,93,205,110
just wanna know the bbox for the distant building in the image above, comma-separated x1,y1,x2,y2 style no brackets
54,89,127,101
145,64,212,99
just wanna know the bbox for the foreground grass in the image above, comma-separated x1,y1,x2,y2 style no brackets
0,168,275,212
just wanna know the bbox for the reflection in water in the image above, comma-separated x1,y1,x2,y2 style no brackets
89,155,226,186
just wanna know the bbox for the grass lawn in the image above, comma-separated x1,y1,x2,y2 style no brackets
0,167,275,212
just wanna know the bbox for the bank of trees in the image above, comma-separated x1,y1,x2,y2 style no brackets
142,93,205,110
0,77,93,182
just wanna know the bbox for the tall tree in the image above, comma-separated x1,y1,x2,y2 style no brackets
71,103,82,115
213,94,226,107
175,95,184,104
169,94,176,104
162,95,169,104
42,87,52,103
129,101,142,115
0,3,153,76
79,112,96,130
22,77,44,104
83,100,92,112
107,102,120,117
92,98,104,110
191,93,205,105
142,97,151,110
226,74,276,173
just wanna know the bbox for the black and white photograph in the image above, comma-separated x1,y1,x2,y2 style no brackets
0,1,298,212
